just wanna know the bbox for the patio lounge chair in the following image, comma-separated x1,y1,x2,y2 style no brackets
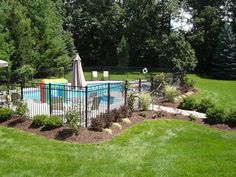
102,71,109,80
92,71,98,81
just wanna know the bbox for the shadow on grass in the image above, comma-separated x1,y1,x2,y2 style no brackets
196,73,236,81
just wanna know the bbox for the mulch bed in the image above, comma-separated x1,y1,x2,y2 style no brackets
0,113,145,144
0,110,235,144
154,86,197,108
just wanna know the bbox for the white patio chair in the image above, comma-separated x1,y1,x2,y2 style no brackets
103,71,109,80
92,71,98,81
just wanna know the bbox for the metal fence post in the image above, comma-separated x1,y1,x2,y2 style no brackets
151,76,154,91
124,80,128,106
138,78,141,109
20,82,24,100
107,83,110,116
49,83,52,115
85,86,88,127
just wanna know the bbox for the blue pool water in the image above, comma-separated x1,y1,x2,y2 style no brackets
23,82,124,105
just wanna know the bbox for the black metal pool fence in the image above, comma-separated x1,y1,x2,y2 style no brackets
0,79,152,127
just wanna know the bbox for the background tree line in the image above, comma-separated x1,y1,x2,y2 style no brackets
0,0,235,80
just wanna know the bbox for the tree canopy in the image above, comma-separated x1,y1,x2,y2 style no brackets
0,0,236,80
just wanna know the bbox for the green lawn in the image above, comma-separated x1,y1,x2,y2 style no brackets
64,71,159,81
189,75,236,110
1,119,236,177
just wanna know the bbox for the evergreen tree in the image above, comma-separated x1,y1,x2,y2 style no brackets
212,24,236,79
0,1,15,66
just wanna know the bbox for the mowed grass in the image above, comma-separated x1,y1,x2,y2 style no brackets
1,119,236,177
189,75,236,110
64,71,159,81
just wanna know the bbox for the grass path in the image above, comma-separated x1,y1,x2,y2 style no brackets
1,119,236,177
189,75,236,110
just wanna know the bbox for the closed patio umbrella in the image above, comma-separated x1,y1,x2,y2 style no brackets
0,60,8,68
71,53,86,87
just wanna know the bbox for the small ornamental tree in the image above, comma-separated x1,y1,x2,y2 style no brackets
160,32,197,84
212,24,236,79
16,65,36,83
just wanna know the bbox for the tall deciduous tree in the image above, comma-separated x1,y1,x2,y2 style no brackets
66,0,124,66
160,32,197,82
212,24,236,79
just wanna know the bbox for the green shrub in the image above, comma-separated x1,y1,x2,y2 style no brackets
0,107,13,122
226,110,236,127
196,98,215,113
65,109,81,134
206,107,226,124
138,112,147,118
178,97,196,110
45,116,63,129
163,85,178,102
32,115,48,127
189,114,197,121
183,76,196,88
15,102,28,118
139,92,152,111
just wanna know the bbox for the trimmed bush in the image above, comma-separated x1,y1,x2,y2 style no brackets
0,107,13,122
226,110,236,127
65,109,81,134
178,97,196,110
15,102,28,118
45,116,63,129
139,92,152,111
32,115,48,127
163,85,178,103
206,107,226,124
197,98,215,113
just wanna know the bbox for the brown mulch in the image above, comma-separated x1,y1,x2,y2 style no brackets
154,86,197,108
154,99,179,108
0,110,235,144
148,110,236,131
0,113,145,144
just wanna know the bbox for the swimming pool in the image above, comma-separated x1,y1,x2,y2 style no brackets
23,82,124,105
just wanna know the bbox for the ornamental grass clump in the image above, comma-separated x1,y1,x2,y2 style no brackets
163,85,178,103
139,92,152,111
